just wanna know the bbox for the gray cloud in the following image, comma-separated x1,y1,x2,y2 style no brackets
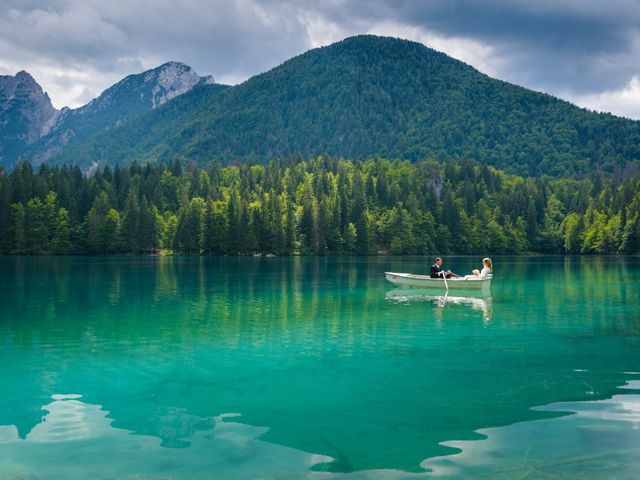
0,0,316,107
0,0,639,118
386,0,640,94
307,0,640,95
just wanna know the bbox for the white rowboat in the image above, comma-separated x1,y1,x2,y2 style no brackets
384,272,492,290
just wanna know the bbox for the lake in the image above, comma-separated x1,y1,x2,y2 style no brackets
1,256,639,479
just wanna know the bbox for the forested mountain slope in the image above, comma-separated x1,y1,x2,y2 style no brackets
50,35,640,177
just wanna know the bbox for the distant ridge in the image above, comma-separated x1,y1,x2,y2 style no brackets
0,62,213,169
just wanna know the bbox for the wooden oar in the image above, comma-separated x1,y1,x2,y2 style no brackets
441,270,449,290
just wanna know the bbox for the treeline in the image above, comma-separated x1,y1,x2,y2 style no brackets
0,157,639,255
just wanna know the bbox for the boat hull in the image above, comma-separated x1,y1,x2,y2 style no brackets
384,272,491,290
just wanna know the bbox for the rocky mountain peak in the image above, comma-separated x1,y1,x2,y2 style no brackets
1,70,38,97
145,61,209,107
17,61,214,167
155,61,192,72
0,70,59,158
14,70,36,82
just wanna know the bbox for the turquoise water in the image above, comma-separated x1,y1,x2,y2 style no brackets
0,256,639,479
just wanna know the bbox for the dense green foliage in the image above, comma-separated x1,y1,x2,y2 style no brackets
51,35,640,178
1,156,639,256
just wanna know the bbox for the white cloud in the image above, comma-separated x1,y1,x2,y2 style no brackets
563,76,640,120
0,59,135,109
215,72,248,86
366,21,506,78
299,11,354,49
0,3,139,108
1,4,130,60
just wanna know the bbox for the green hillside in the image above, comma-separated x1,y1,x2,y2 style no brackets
50,35,640,177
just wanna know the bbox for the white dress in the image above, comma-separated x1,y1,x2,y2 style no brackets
465,267,491,279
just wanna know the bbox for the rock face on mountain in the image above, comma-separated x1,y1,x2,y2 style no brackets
25,62,213,164
0,71,59,166
147,61,211,108
0,62,213,168
77,61,206,116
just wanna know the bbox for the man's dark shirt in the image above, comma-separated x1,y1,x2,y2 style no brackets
430,264,443,278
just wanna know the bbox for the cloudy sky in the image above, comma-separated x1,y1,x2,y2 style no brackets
1,0,639,119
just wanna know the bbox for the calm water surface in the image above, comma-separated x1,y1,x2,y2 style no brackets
0,256,639,479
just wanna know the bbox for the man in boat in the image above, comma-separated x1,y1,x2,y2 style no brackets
430,257,460,279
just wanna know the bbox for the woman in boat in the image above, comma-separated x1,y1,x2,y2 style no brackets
480,257,493,278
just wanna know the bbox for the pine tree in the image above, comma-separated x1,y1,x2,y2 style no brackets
102,209,121,254
0,177,11,253
86,192,111,253
283,195,297,254
25,197,48,254
175,197,206,254
51,208,72,254
355,212,369,255
163,214,178,250
11,203,26,254
376,170,389,207
204,200,228,255
139,198,161,252
121,190,141,253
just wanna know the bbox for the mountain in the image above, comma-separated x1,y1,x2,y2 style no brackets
25,62,214,165
17,35,640,176
0,62,213,169
0,71,59,166
52,81,231,174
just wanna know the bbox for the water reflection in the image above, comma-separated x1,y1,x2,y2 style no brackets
422,379,640,478
0,394,422,480
0,256,639,475
2,384,640,479
386,287,493,322
2,256,638,337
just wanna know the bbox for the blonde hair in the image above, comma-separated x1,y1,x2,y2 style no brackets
483,258,493,271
